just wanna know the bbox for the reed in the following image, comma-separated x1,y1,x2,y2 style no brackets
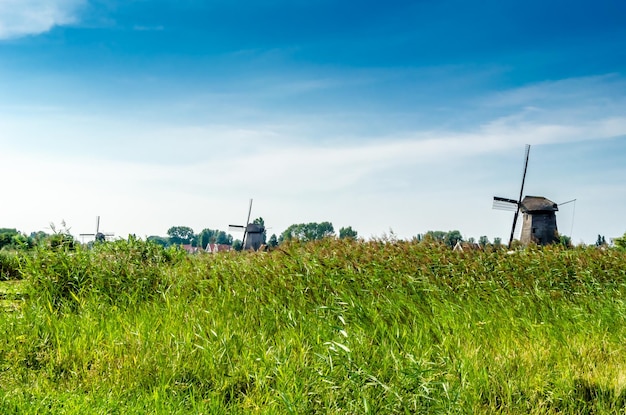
0,238,624,413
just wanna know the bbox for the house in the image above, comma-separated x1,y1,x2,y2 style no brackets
205,243,232,253
453,242,482,252
181,244,200,254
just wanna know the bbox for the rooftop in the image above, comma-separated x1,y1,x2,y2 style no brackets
520,196,558,212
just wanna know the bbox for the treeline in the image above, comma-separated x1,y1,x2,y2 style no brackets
146,221,360,251
2,224,625,253
0,227,76,252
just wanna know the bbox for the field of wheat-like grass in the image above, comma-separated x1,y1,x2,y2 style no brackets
0,238,625,414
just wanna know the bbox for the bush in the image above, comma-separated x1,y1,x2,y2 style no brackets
23,237,186,308
0,250,23,280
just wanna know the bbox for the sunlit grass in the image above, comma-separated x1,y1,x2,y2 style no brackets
0,239,625,413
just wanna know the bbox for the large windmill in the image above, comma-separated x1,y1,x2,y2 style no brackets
229,199,266,251
493,145,575,247
79,216,114,244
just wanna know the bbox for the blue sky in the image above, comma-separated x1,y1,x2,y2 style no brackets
1,0,625,244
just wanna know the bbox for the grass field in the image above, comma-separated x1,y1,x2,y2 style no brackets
0,238,625,414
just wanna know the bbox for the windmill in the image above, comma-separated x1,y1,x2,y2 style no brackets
493,144,531,249
229,199,266,251
493,145,575,247
79,216,114,244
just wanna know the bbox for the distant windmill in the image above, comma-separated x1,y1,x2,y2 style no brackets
229,199,266,251
79,216,114,244
493,145,574,247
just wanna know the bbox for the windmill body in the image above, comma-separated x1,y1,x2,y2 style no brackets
243,223,265,251
519,196,559,245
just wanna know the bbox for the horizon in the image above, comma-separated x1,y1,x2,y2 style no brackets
1,1,625,245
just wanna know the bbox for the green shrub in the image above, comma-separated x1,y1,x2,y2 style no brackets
0,250,24,280
23,236,186,308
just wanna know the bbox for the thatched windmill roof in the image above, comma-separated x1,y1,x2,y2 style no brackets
520,196,558,213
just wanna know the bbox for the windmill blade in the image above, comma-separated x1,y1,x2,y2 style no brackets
493,196,519,211
517,144,531,201
558,199,576,206
245,199,253,226
229,225,245,232
242,198,253,249
508,144,531,248
96,216,100,234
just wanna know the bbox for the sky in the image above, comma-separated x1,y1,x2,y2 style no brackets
1,0,625,245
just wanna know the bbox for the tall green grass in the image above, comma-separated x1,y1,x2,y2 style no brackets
0,238,625,413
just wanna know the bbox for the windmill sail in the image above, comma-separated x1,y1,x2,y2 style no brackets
493,197,519,211
492,144,531,249
508,144,531,248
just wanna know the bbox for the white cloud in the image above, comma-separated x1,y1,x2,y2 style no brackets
1,70,625,243
0,0,84,39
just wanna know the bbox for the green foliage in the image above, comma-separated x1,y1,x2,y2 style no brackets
423,230,464,248
423,230,446,242
615,231,626,249
279,221,334,243
0,228,19,250
147,235,170,247
267,233,278,248
198,229,233,248
1,239,626,413
559,234,573,248
0,250,24,280
23,237,185,308
0,228,32,251
167,226,195,246
339,226,358,240
478,235,490,247
444,230,463,247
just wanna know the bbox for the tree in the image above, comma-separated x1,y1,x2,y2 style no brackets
478,235,490,248
423,231,447,243
267,234,278,248
339,226,358,240
614,232,626,249
198,229,215,248
444,230,463,248
493,237,502,247
279,222,335,243
167,226,195,245
232,239,243,251
595,234,607,247
29,231,48,246
198,229,233,248
559,234,572,248
215,231,233,245
147,235,170,247
0,229,19,250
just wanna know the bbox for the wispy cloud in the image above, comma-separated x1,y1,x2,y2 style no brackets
0,0,85,39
